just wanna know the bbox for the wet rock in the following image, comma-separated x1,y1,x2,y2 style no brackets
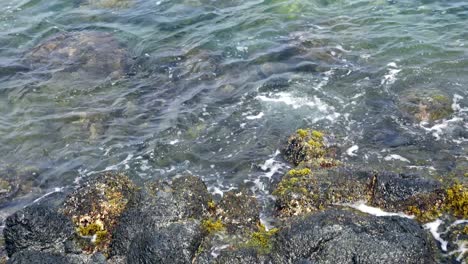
7,250,104,264
110,175,212,256
215,190,261,234
371,171,445,218
7,251,71,264
127,220,203,264
398,89,454,123
4,205,74,257
196,247,270,264
25,31,129,79
271,209,437,264
60,172,137,254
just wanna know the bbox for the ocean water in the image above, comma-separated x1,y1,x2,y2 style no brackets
0,0,467,258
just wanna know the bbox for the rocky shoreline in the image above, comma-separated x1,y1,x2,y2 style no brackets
2,129,467,263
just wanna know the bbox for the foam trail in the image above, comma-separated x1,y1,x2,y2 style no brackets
424,219,448,252
343,201,413,219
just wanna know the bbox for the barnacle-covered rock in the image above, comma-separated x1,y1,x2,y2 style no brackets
60,172,137,254
109,175,212,257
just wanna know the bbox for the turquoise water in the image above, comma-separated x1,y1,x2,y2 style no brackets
0,0,467,237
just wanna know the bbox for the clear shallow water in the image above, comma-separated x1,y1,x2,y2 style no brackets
0,0,467,229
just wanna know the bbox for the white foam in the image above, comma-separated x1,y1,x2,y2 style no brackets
259,150,283,179
344,201,413,218
451,241,468,262
346,145,359,157
424,219,448,251
420,117,463,140
381,62,401,85
256,92,341,121
452,94,464,112
104,153,134,171
169,139,180,145
246,112,264,120
384,154,410,163
32,187,64,204
211,244,230,258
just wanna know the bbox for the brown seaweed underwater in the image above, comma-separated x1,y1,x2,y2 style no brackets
0,0,467,263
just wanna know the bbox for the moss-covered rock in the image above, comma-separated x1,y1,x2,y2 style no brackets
274,167,375,217
283,129,338,167
60,172,137,254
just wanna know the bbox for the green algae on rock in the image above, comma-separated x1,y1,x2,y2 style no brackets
60,172,137,254
274,167,375,217
283,129,338,167
243,224,279,255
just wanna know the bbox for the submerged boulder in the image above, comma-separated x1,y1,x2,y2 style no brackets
398,89,454,123
25,31,130,80
0,167,40,207
271,209,437,264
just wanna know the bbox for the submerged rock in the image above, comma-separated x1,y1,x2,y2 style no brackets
0,167,40,206
398,89,454,123
271,209,437,264
25,31,130,80
81,0,133,8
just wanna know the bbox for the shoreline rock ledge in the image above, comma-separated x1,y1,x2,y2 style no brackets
3,129,467,263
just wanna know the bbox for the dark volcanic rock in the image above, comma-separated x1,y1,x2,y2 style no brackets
196,247,269,264
110,175,211,256
7,250,105,264
4,205,74,257
371,171,445,213
271,209,436,264
127,220,203,264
